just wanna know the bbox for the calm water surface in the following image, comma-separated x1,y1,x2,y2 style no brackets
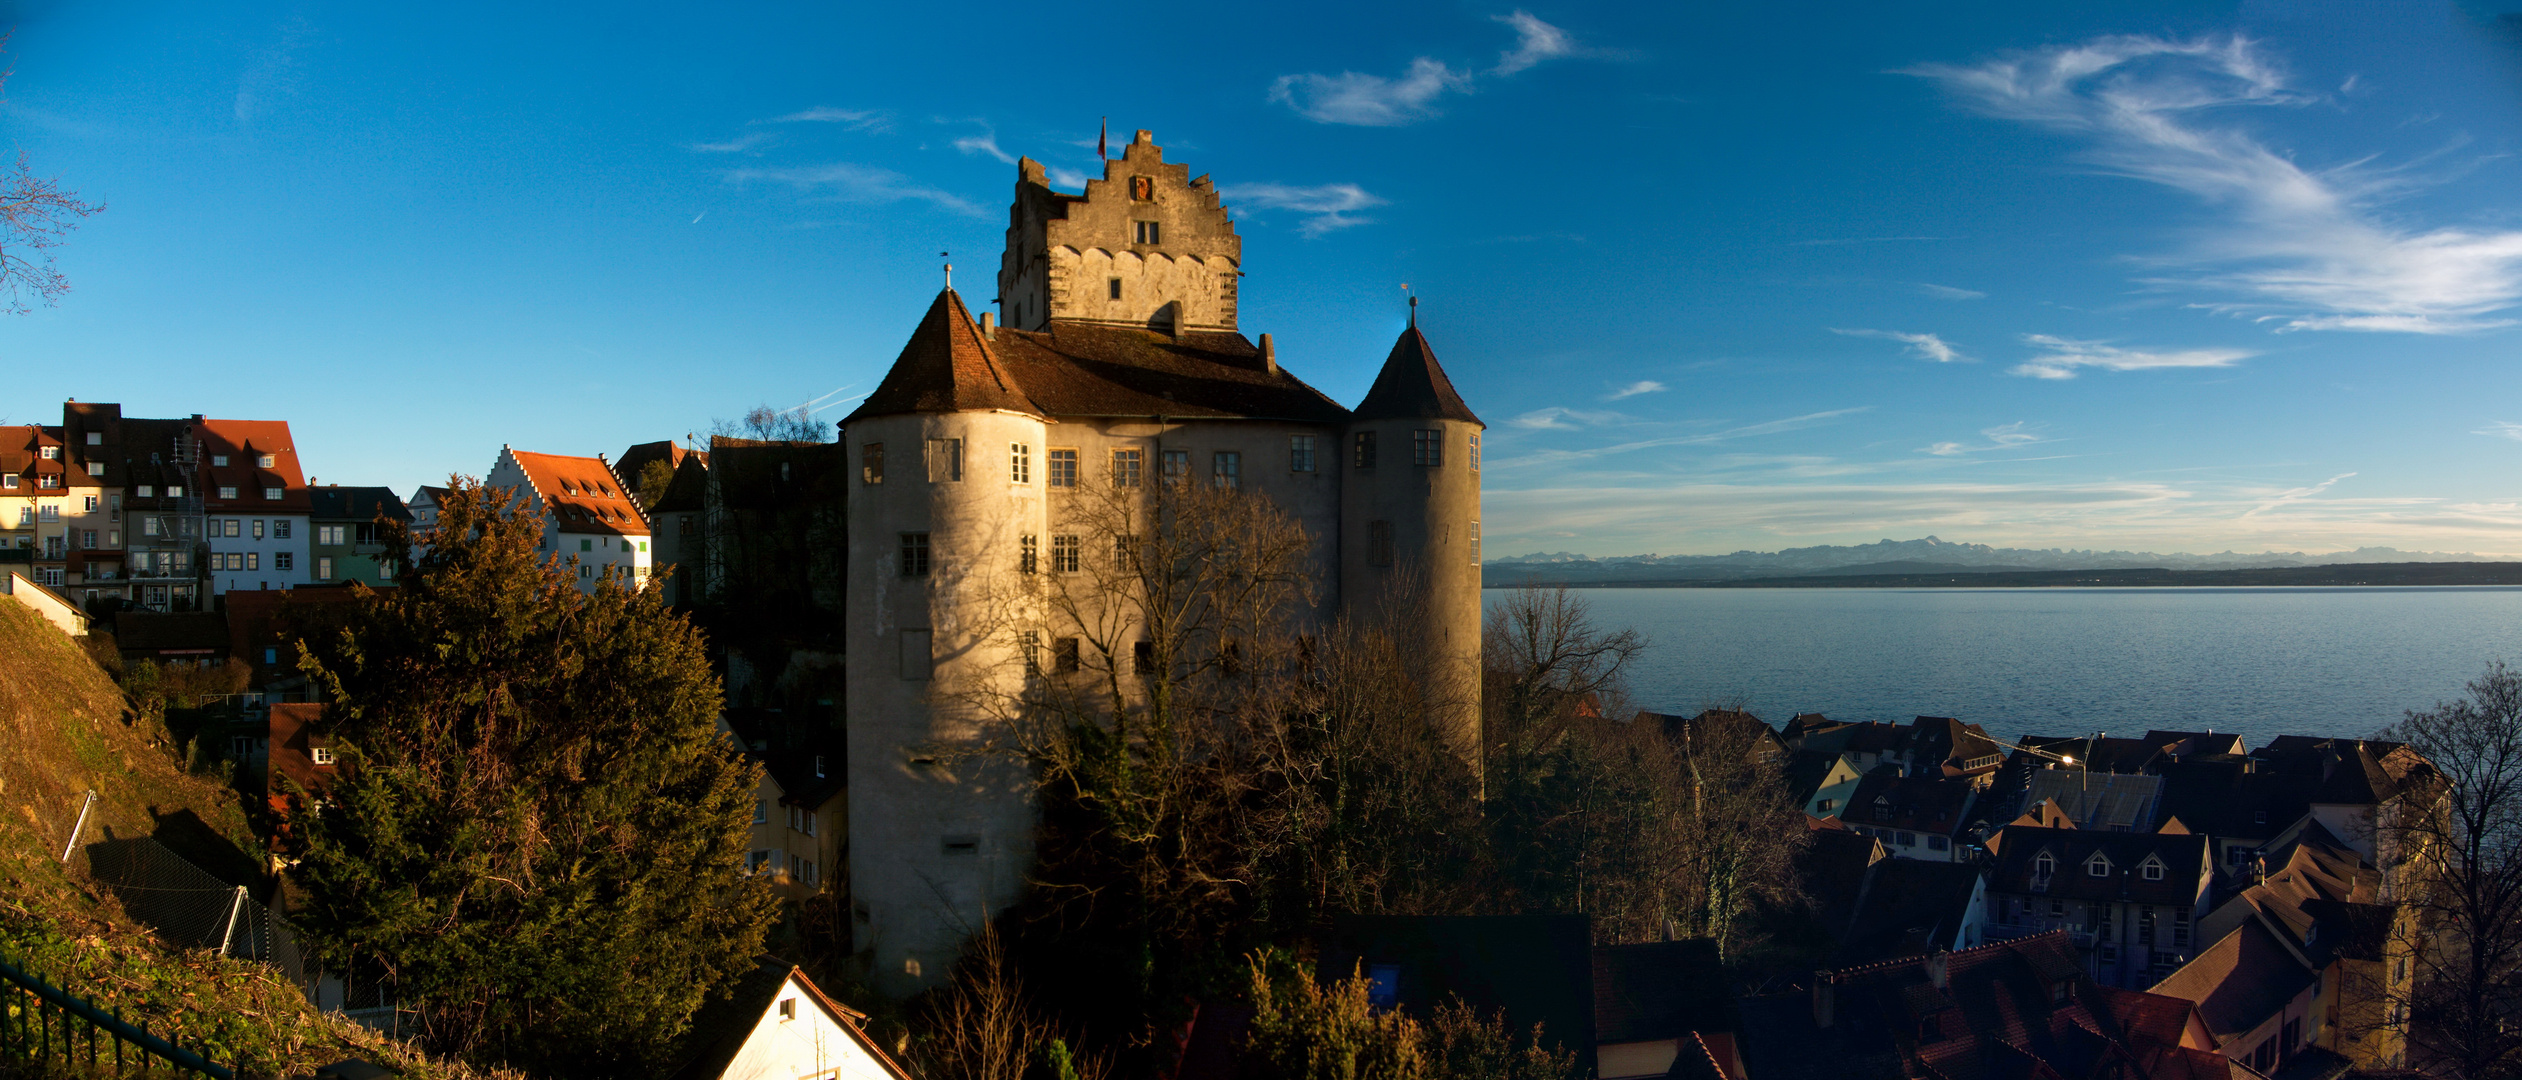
1485,587,2522,747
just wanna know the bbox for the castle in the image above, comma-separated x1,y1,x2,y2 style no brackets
841,131,1485,992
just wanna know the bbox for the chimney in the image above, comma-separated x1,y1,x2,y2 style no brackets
1259,333,1278,375
1812,973,1837,1029
980,311,996,339
1927,951,1950,989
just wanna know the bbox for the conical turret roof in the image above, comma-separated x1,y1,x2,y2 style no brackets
845,289,1042,423
1352,325,1482,426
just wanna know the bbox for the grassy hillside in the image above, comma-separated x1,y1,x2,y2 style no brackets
0,598,515,1080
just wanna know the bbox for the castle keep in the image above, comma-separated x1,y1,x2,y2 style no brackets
842,131,1485,992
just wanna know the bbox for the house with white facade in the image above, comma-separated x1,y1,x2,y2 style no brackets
486,447,652,591
196,419,312,597
670,958,911,1080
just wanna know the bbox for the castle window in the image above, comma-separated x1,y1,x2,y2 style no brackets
1010,443,1032,484
1114,534,1139,569
1470,433,1482,472
862,442,884,484
1368,521,1394,567
1020,630,1041,675
900,533,931,577
928,438,964,482
1051,534,1081,574
1414,429,1443,467
1133,640,1154,675
1289,435,1316,473
1162,450,1190,485
1471,520,1482,565
1134,220,1161,244
1047,448,1078,488
1054,636,1081,673
1131,175,1153,201
1020,535,1039,574
1111,448,1143,488
1353,431,1378,469
1108,278,1122,301
1212,451,1240,490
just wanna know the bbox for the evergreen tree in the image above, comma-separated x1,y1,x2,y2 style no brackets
292,478,774,1075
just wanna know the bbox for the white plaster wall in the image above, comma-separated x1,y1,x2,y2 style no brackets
846,410,1049,996
719,977,901,1080
1339,417,1485,760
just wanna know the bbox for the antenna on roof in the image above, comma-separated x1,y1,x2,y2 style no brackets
1402,283,1416,328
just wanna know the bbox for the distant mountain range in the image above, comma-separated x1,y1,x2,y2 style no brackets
1483,536,2521,586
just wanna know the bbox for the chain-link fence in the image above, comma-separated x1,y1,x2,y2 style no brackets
78,836,315,992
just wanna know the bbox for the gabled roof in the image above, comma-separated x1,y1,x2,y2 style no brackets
2023,770,2164,831
1986,826,2208,905
504,450,649,537
670,956,909,1080
1844,766,1978,838
2146,920,2317,1043
1835,858,1986,966
1352,325,1482,425
987,320,1349,422
845,288,1043,422
194,419,311,513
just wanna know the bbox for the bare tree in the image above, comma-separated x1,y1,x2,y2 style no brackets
914,928,1109,1080
0,37,104,314
1482,586,1646,769
712,404,831,444
1664,713,1808,959
2380,661,2522,1080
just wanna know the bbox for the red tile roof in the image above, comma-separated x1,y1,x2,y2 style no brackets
508,450,649,537
194,419,310,513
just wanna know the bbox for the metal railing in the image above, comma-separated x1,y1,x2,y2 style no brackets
80,838,313,992
0,951,233,1077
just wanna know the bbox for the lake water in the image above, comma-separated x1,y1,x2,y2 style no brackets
1486,587,2522,748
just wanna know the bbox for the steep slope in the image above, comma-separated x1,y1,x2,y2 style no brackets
0,599,514,1079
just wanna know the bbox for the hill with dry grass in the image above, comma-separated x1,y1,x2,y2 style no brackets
0,597,515,1079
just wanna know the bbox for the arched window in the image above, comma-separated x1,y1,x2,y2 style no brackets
2034,852,2056,878
2087,853,2112,877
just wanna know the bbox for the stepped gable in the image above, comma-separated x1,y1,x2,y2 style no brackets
847,288,1042,422
986,320,1350,423
1352,325,1482,425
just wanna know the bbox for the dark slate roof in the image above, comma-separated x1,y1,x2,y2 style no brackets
988,320,1350,423
1351,325,1482,425
1986,826,2209,906
1835,859,1987,967
1593,939,1738,1044
706,438,850,512
2156,760,2317,841
1785,749,1857,806
1844,767,1978,839
2019,735,2167,776
114,611,231,653
845,289,1043,422
1320,915,1595,1076
2253,738,2432,806
2300,900,2396,964
306,486,412,524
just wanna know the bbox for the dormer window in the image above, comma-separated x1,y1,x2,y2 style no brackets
2086,853,2112,877
2140,856,2166,881
41,447,59,460
210,454,226,466
2033,852,2056,879
257,454,276,468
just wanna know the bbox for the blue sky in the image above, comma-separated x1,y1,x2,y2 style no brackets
5,1,2521,556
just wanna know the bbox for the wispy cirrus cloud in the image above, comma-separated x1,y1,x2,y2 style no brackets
690,130,776,154
723,163,981,216
1908,34,2522,334
2242,471,2355,518
951,124,1017,165
1913,283,1986,300
1500,408,1872,467
1492,10,1579,75
1922,421,2048,456
2010,334,2254,379
1218,182,1388,236
1270,12,1587,126
1833,328,1967,363
2475,421,2522,442
1606,380,1666,400
768,106,894,132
